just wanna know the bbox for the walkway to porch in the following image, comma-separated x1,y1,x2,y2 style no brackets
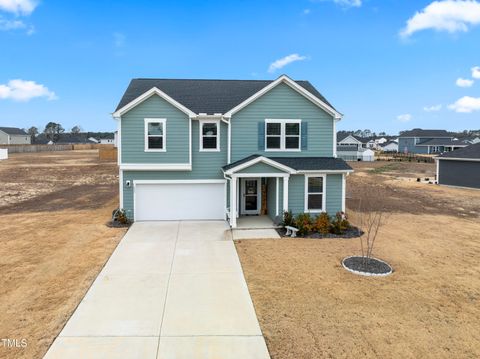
236,215,279,229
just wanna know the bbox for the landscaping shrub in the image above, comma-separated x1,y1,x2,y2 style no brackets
282,210,295,227
294,213,314,236
331,211,351,235
314,212,331,235
112,208,130,225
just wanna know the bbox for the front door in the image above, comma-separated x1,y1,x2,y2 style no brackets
241,178,261,215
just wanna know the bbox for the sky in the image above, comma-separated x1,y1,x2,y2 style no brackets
1,0,480,135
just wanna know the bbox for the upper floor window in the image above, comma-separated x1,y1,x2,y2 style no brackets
265,119,301,151
144,118,166,152
200,120,220,151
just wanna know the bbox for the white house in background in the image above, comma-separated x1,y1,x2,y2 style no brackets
100,138,115,145
381,140,399,152
337,134,364,149
0,127,31,145
336,145,375,162
0,148,8,160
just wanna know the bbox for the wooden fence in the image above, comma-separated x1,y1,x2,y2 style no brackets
99,147,117,161
0,144,74,153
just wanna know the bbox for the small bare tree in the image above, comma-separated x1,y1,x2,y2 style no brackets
356,189,389,263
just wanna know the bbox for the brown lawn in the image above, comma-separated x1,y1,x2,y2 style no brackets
0,150,127,359
236,161,480,359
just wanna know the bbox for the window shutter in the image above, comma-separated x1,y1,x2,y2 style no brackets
258,122,265,150
301,122,308,150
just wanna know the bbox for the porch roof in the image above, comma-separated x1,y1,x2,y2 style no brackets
222,154,353,174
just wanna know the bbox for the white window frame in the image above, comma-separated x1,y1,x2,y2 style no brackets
304,174,326,213
144,118,166,152
199,119,220,152
265,119,301,152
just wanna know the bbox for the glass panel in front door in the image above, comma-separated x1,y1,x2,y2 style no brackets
245,180,258,211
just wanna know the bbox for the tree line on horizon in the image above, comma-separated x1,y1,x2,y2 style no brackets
23,122,113,143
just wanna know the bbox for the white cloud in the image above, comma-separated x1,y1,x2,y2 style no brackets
397,114,412,122
0,0,38,15
313,0,362,7
423,104,442,112
268,54,308,73
0,79,57,102
0,16,33,33
456,77,474,87
448,96,480,112
400,0,480,38
303,8,311,14
472,66,480,79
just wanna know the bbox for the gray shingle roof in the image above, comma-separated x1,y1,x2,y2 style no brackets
115,78,335,114
400,129,451,137
222,154,352,172
0,127,27,135
439,143,480,159
336,145,359,152
417,138,467,146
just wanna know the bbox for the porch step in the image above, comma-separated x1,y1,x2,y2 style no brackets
231,228,281,240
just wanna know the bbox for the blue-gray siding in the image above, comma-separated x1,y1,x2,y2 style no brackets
438,160,480,189
231,83,334,162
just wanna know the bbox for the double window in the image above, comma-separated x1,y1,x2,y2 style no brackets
305,175,325,212
200,120,220,151
144,118,166,152
265,119,301,151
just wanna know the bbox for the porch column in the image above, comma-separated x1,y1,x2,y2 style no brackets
230,176,237,228
275,177,279,217
283,176,289,212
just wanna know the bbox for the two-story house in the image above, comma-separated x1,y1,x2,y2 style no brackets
398,129,466,154
113,75,352,228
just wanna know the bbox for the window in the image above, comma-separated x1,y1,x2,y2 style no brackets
144,119,166,152
265,120,301,151
305,175,325,212
200,120,220,151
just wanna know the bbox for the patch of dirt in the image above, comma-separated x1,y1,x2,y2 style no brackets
0,151,127,359
236,161,480,359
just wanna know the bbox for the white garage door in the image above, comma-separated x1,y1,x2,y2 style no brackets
135,181,226,221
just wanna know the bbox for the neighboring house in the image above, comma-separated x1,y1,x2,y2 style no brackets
459,136,480,145
380,140,399,152
415,138,468,154
34,133,99,145
100,134,115,145
0,127,30,145
336,145,375,162
398,129,455,154
113,75,353,227
436,143,480,189
337,134,364,149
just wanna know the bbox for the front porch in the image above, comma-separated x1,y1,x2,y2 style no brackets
237,215,279,229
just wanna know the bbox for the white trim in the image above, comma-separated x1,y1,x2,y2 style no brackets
304,174,327,213
144,118,166,152
264,119,302,152
223,75,342,119
116,115,122,165
227,118,231,163
436,160,440,184
119,163,191,171
297,169,354,174
224,155,296,175
133,179,226,185
230,177,237,228
283,176,289,212
240,178,261,215
275,177,279,217
231,173,289,178
189,117,192,166
119,169,124,209
199,119,220,152
333,119,337,158
436,157,480,162
113,87,196,118
341,173,346,212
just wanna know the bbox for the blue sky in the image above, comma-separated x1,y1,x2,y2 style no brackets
1,0,480,134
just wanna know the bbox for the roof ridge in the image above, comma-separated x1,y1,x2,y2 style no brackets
132,78,309,82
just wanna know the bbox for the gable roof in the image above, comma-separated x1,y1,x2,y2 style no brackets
400,129,451,138
0,127,27,135
222,154,352,173
439,143,480,159
114,76,337,117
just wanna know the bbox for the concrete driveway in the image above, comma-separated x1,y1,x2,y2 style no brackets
44,221,270,359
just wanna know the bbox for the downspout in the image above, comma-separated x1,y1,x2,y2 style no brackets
221,117,231,164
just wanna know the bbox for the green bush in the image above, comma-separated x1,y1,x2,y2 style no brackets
282,210,295,227
331,211,351,235
112,208,130,225
314,212,331,235
294,213,314,236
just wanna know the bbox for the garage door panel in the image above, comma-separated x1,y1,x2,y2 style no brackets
135,183,225,221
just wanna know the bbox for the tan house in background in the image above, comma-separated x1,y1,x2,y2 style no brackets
0,127,31,145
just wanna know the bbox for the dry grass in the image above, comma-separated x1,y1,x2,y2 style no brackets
0,151,126,359
236,161,480,359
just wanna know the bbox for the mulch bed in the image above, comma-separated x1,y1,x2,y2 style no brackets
276,226,363,239
342,256,393,276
